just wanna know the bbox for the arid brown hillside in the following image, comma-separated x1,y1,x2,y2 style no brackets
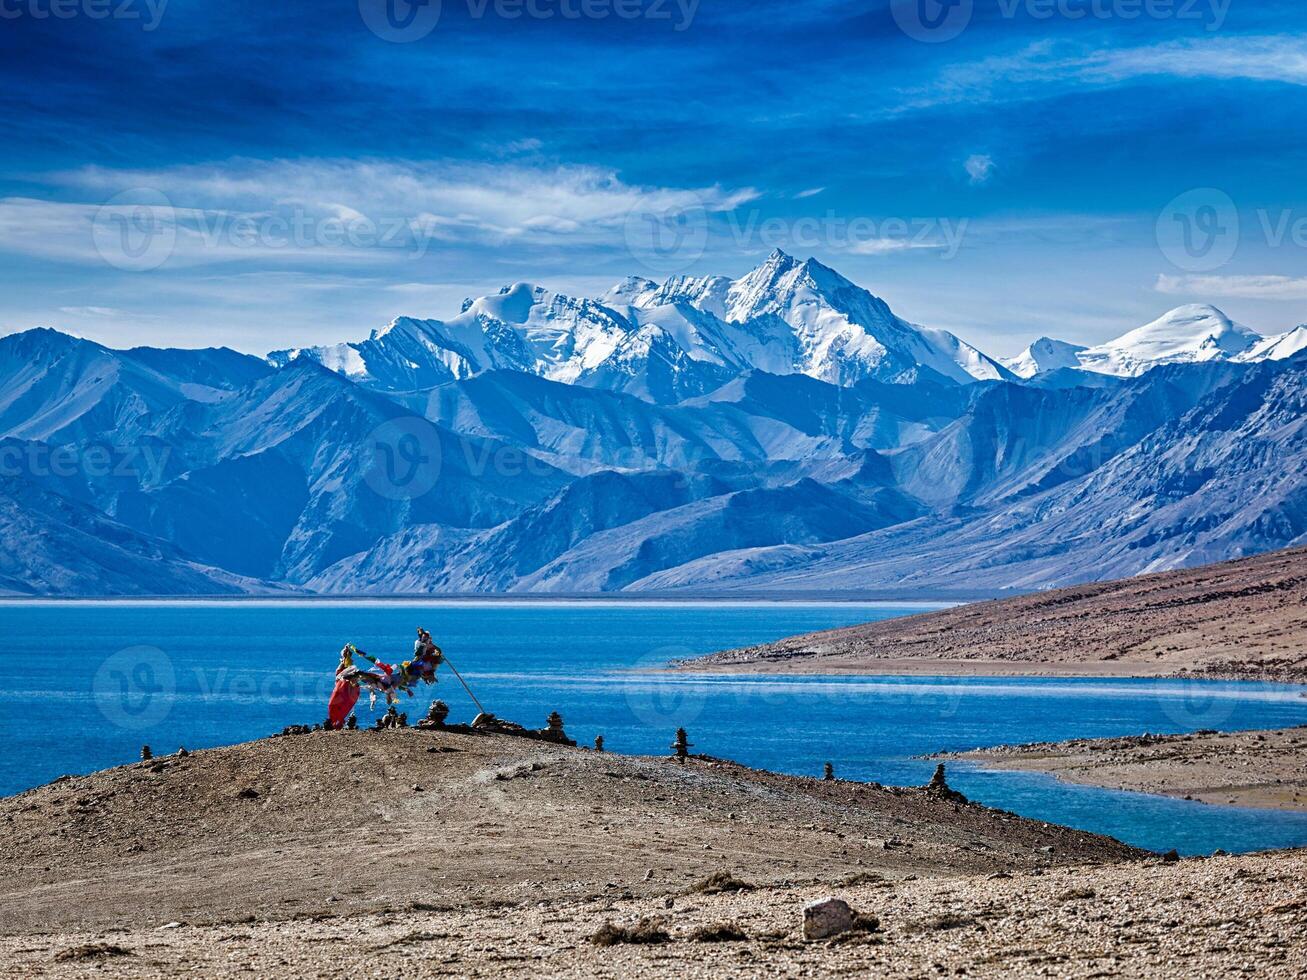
0,728,1139,938
683,546,1307,680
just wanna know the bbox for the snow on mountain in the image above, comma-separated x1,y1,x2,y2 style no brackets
268,284,633,391
6,283,1307,597
1002,337,1089,379
271,284,731,403
272,251,1011,401
602,273,734,320
1238,325,1307,363
1074,305,1261,377
676,250,1014,385
1006,307,1278,380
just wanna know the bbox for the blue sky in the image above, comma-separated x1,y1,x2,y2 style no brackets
1,0,1306,357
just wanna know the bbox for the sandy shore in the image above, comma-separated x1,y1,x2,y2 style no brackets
933,726,1307,813
682,545,1307,682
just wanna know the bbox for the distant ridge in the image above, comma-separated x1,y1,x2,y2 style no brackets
1,253,1305,597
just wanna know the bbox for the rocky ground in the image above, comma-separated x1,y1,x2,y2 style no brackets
682,545,1307,681
4,729,1305,977
0,728,1137,939
4,850,1305,978
933,726,1307,813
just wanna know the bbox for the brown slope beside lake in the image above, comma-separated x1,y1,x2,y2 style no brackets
680,545,1307,682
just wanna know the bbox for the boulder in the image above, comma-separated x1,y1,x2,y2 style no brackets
803,897,857,940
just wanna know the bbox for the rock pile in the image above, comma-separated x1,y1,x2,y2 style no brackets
925,763,968,804
672,728,692,762
422,700,450,728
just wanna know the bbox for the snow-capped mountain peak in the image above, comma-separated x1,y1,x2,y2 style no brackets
609,249,1013,386
716,250,1011,385
270,252,1014,398
1238,324,1307,363
1003,337,1090,379
600,276,660,308
1075,304,1260,378
1007,305,1274,380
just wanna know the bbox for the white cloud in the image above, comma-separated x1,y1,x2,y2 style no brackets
1156,273,1307,300
905,36,1307,111
794,187,826,199
844,238,946,256
1084,36,1307,86
57,306,125,318
964,154,994,185
4,158,759,268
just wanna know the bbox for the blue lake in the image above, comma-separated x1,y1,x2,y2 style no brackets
4,601,1307,856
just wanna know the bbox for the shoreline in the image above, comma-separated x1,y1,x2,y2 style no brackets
932,726,1307,814
676,656,1307,684
0,596,961,609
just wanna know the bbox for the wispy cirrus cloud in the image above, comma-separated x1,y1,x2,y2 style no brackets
904,36,1307,111
1082,35,1307,86
843,237,951,256
1,158,759,269
1156,273,1307,300
62,158,756,245
57,306,127,318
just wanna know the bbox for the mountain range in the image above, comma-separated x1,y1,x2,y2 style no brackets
3,250,1304,596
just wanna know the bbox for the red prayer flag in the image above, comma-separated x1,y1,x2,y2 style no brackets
327,678,360,729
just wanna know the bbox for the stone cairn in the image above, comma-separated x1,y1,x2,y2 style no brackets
671,727,692,763
424,700,450,728
925,763,968,804
542,711,570,745
374,707,408,730
346,714,358,730
824,762,835,781
140,745,152,761
593,734,605,753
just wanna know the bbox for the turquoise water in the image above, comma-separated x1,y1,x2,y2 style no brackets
4,601,1307,855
